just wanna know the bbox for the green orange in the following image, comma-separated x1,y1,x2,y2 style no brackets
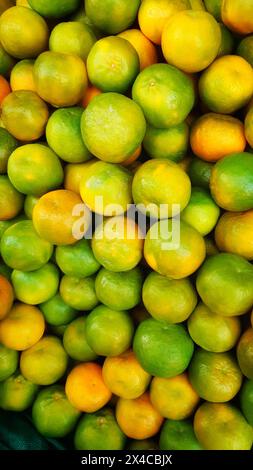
194,402,253,450
34,51,88,107
95,267,143,311
0,42,15,78
0,175,24,221
189,349,242,402
1,220,53,271
215,210,253,260
142,272,197,324
1,90,49,141
55,239,100,278
85,305,134,357
81,92,146,163
28,0,80,18
210,152,253,211
49,21,96,60
144,219,206,280
40,294,78,326
245,105,253,148
46,107,91,164
0,6,48,59
60,275,98,311
187,303,241,353
181,187,220,236
240,379,253,426
150,374,199,420
87,36,139,93
20,336,68,385
0,274,14,320
32,385,81,438
75,408,126,450
237,35,253,67
92,216,143,272
85,0,141,34
133,318,194,378
132,159,191,219
0,372,38,411
143,122,189,162
63,317,97,362
196,253,253,317
0,128,18,175
132,63,195,128
237,328,253,380
221,0,253,35
0,344,18,382
11,263,59,305
80,160,133,216
160,419,202,450
199,55,253,114
188,158,213,189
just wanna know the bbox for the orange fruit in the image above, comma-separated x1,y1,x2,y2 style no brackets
0,6,48,59
85,0,141,34
245,105,253,149
0,302,45,351
162,10,221,73
33,189,90,246
0,175,24,220
122,146,142,167
199,55,253,114
190,113,246,162
215,210,253,260
64,160,97,194
0,75,11,105
138,0,190,45
34,51,88,107
49,21,96,61
118,29,158,70
221,0,253,35
82,85,101,108
65,362,112,412
10,59,36,92
116,392,163,439
28,0,80,18
102,350,151,399
150,373,199,420
1,90,49,141
0,275,14,320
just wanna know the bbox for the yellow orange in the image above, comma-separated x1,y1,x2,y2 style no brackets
118,29,158,70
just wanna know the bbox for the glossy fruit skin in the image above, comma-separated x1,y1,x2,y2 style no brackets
161,10,221,73
95,267,143,311
65,362,112,413
28,0,80,18
160,419,203,450
237,328,253,380
20,336,68,386
196,253,253,317
2,91,49,142
55,239,100,278
85,0,141,34
221,0,253,35
60,275,98,311
0,344,18,382
63,317,97,362
0,6,49,59
132,64,195,129
87,36,140,93
189,349,242,402
85,305,134,357
0,128,18,175
0,274,14,320
142,272,197,324
11,263,59,305
143,122,189,162
34,51,88,107
81,92,146,163
181,187,220,236
118,28,158,71
0,175,24,221
102,350,151,399
144,219,206,280
187,303,241,353
0,372,39,411
40,293,78,327
215,210,253,260
32,385,81,438
194,402,253,450
240,379,253,426
210,152,253,212
74,408,126,450
49,21,96,61
133,318,194,378
46,107,91,164
116,392,164,440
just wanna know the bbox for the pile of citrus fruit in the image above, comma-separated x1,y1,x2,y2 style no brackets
1,0,253,451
